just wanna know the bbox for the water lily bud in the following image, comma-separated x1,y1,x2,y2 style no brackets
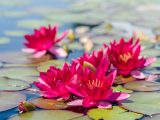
18,101,36,113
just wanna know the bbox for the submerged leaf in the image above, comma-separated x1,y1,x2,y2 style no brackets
87,106,142,120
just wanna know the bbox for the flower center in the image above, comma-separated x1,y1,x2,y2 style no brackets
119,52,132,62
87,79,104,89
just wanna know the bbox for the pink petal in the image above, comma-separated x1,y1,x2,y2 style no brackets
97,101,112,108
146,74,158,81
49,47,67,58
56,31,68,43
33,50,47,58
82,98,97,108
40,91,59,98
67,99,83,106
131,70,146,79
108,92,130,101
144,57,157,67
22,48,36,53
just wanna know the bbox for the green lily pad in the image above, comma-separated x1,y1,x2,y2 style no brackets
87,106,142,120
17,19,58,29
142,114,160,120
0,51,51,64
0,92,26,112
72,116,91,120
4,30,27,37
150,58,160,67
8,110,83,120
0,67,39,80
0,37,10,44
141,49,160,57
121,92,160,115
124,81,160,92
0,77,30,91
30,98,68,110
37,60,65,72
113,85,133,93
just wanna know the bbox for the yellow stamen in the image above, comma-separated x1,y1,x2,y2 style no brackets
87,79,104,89
119,52,132,62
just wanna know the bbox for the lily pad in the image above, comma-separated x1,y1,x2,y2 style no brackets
142,114,160,120
8,110,83,120
37,60,65,72
0,92,26,112
0,77,30,91
141,49,160,57
72,116,91,120
124,81,160,92
87,106,142,120
121,92,160,115
0,37,10,44
30,98,68,110
0,52,51,64
4,30,27,37
0,67,39,80
113,85,133,93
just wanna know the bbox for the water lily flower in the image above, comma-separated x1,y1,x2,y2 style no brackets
105,37,156,79
67,50,130,108
34,63,71,99
75,48,110,73
18,101,36,113
22,25,68,58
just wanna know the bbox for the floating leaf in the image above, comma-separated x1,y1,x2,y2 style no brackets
0,92,26,112
0,51,51,64
0,77,30,91
141,49,160,57
113,85,133,93
0,37,10,44
121,92,160,115
87,106,142,120
72,116,91,120
8,110,83,120
0,67,38,80
30,98,68,110
17,19,59,29
37,60,65,72
4,30,27,37
124,81,160,92
115,75,136,84
142,114,160,120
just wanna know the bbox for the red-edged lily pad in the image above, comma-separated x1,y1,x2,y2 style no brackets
30,98,68,110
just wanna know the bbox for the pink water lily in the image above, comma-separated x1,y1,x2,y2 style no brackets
22,25,68,58
34,63,71,99
73,48,110,74
105,37,156,79
67,49,130,108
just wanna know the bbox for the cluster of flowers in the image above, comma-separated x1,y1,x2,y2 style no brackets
23,25,156,108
